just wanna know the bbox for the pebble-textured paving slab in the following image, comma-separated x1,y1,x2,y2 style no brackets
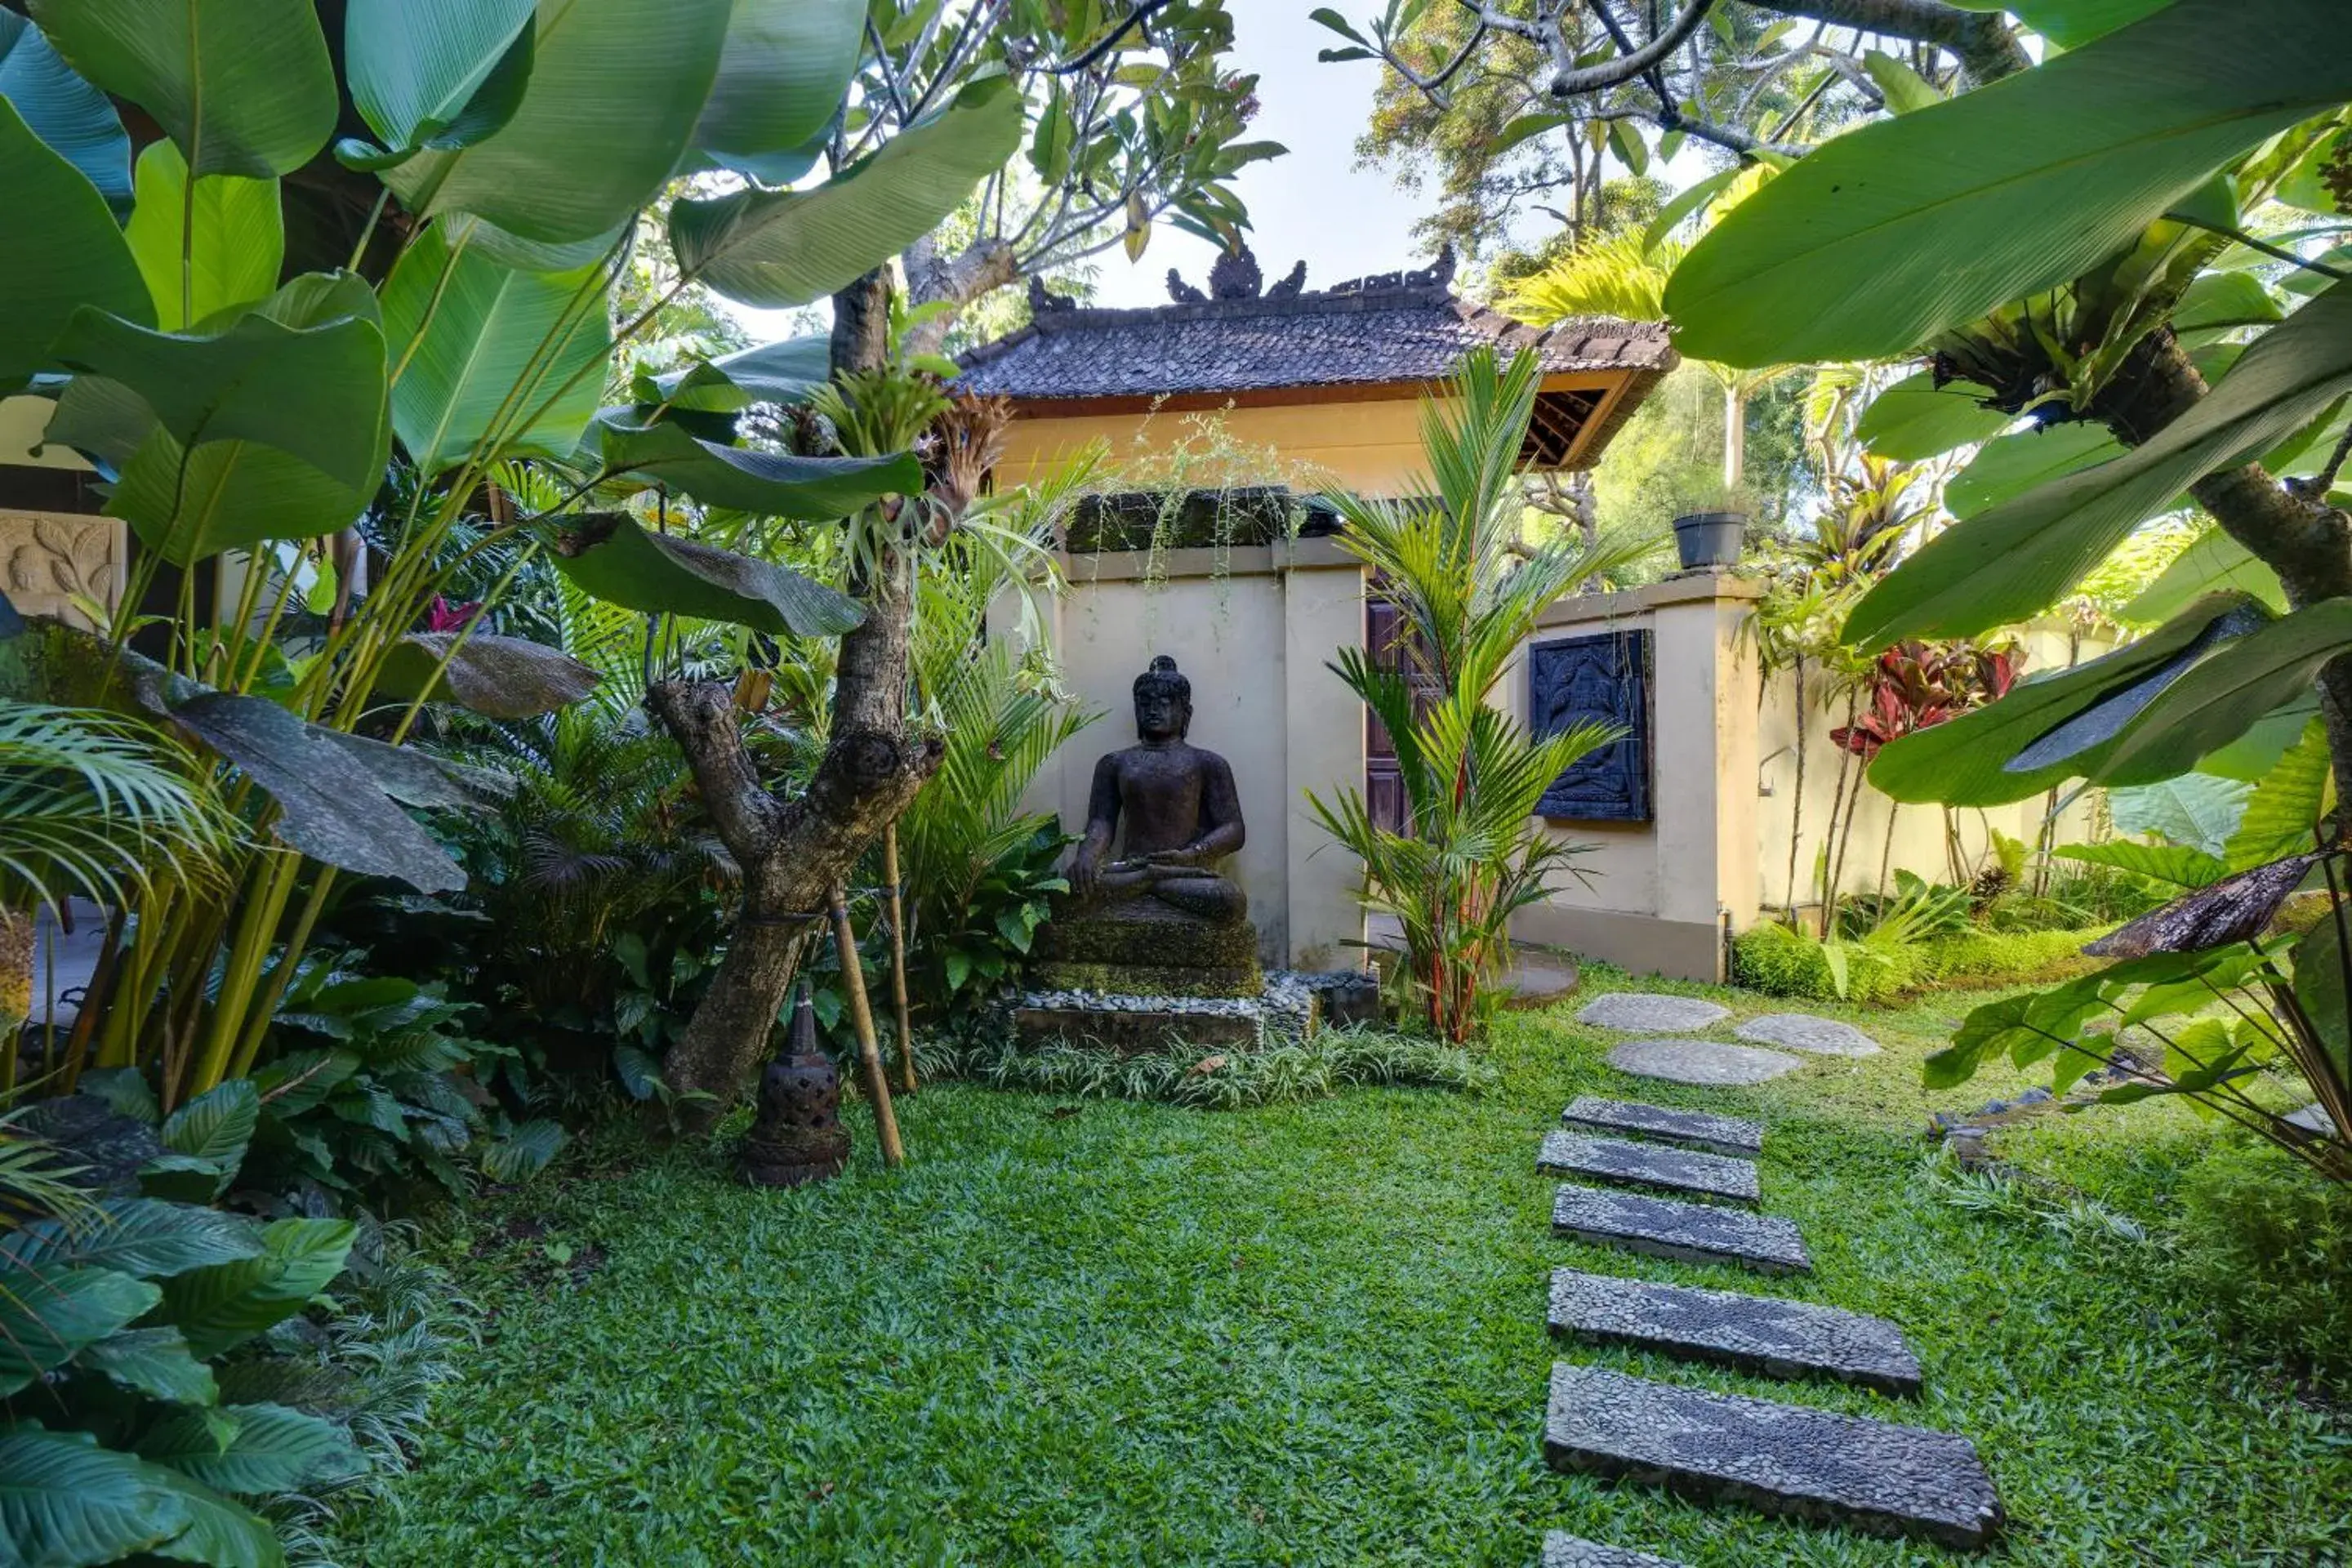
1539,1131,1759,1205
1553,1186,1811,1273
1544,1364,2004,1549
1540,1533,1686,1568
1547,1269,1922,1396
1576,993,1732,1032
1606,1038,1802,1086
1561,1096,1762,1159
1735,1013,1882,1057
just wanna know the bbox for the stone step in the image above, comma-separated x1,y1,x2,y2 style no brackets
1540,1534,1686,1568
1607,1038,1802,1086
1553,1186,1810,1274
1544,1364,2003,1550
1547,1269,1922,1396
1561,1096,1762,1159
1539,1131,1759,1206
1576,993,1731,1032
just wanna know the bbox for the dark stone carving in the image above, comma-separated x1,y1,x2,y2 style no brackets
1267,260,1307,298
1530,629,1650,821
1165,268,1209,305
1548,1267,1925,1396
1208,245,1263,300
1326,243,1459,296
1036,657,1259,996
1552,1184,1812,1273
1027,275,1077,314
1538,1130,1761,1206
1544,1363,2004,1548
741,987,849,1187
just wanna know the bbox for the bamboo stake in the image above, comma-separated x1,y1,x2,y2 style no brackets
882,822,917,1095
830,887,903,1167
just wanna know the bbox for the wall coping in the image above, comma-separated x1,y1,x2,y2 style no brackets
1536,568,1762,628
1054,534,1359,583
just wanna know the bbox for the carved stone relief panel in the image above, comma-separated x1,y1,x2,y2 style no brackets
1,510,122,627
1530,628,1652,822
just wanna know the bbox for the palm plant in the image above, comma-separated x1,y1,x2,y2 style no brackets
0,702,230,1079
1307,348,1633,1044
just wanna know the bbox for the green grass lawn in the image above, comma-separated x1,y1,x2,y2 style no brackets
338,977,2352,1566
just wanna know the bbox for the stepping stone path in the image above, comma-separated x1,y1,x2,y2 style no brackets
1561,1096,1761,1159
1541,1535,1685,1568
1605,1038,1801,1086
1518,1042,2006,1558
1548,1268,1922,1396
1544,1365,2004,1550
1553,1186,1809,1274
1539,1131,1759,1206
1576,993,1731,1032
1735,1013,1882,1058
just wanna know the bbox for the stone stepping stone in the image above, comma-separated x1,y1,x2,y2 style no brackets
1562,1096,1762,1159
1606,1038,1802,1086
1576,993,1731,1033
1540,1534,1685,1568
1553,1186,1810,1274
1544,1363,2004,1550
1547,1268,1922,1396
1735,1013,1882,1058
1539,1131,1759,1206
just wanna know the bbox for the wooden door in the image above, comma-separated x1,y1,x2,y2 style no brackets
1363,598,1440,835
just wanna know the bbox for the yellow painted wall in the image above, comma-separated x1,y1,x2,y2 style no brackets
996,398,1435,498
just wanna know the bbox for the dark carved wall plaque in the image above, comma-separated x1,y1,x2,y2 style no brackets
1529,629,1651,822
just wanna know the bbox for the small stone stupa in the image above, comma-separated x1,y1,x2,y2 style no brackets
1032,656,1260,998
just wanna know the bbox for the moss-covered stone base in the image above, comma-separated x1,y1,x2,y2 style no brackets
1034,905,1259,972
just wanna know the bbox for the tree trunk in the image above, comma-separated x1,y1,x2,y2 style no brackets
1765,0,2030,85
899,232,1022,360
1785,655,1806,920
648,268,945,1134
2088,329,2352,819
1723,383,1747,490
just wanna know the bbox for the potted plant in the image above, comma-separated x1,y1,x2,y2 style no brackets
1668,480,1757,570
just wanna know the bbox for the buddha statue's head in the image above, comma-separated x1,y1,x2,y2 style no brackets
1132,655,1191,743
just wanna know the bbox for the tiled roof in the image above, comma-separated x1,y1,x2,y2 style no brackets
953,285,1677,403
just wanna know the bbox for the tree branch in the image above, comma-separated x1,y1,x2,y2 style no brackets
1758,0,2029,84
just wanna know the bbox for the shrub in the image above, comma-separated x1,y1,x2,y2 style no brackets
2176,1142,2352,1387
1920,927,2105,985
1731,919,2108,1002
952,1027,1499,1108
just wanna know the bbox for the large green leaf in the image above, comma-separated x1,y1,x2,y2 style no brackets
693,0,860,175
380,220,610,476
27,0,336,177
2052,839,2229,888
155,1218,354,1360
2099,598,2352,782
373,630,601,718
0,1427,189,1568
2293,915,2351,1085
122,140,283,332
137,1463,284,1568
1665,0,2352,365
385,0,733,246
1853,372,2008,461
160,1080,259,1170
551,513,863,637
593,413,919,518
2107,772,2252,857
0,1198,260,1279
1867,594,2268,804
1847,278,2352,647
2122,526,2287,623
2224,716,2332,866
1947,421,2123,519
52,305,387,492
1950,0,2178,48
672,74,1024,309
645,335,830,413
74,1325,218,1405
0,10,127,214
136,1403,362,1496
2172,270,2284,333
0,97,148,382
345,0,537,154
0,1266,159,1395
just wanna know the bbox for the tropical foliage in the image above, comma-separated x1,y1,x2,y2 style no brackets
1307,348,1627,1042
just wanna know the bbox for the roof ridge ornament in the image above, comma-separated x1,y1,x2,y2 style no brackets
1165,240,1308,304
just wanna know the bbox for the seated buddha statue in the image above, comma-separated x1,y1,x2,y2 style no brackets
1037,656,1258,996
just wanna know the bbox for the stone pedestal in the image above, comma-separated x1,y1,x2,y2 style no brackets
1031,901,1261,998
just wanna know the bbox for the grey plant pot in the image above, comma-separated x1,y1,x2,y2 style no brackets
1671,510,1748,570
